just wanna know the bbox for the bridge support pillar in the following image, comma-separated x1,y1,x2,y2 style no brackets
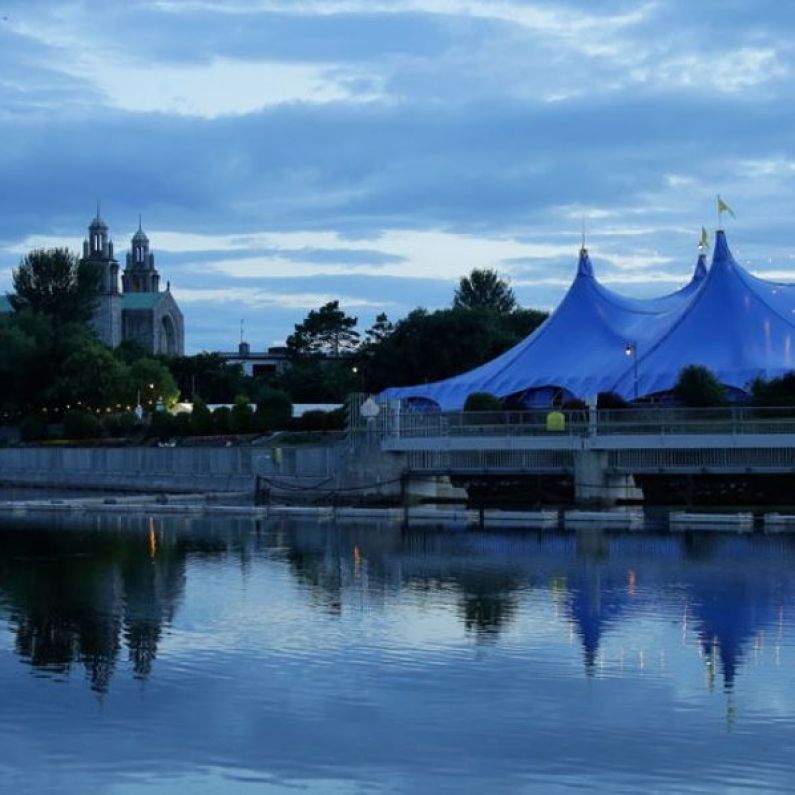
574,450,640,506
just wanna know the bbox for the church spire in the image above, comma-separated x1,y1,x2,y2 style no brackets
123,217,159,293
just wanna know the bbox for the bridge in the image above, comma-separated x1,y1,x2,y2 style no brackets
350,403,795,504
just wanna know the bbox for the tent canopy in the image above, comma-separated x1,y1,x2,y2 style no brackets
381,232,795,409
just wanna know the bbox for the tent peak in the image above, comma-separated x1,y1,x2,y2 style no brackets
577,246,593,277
694,252,708,280
711,228,735,269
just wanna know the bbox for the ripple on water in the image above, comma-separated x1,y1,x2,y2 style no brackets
0,518,795,792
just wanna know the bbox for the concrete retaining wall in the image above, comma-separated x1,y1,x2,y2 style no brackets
0,443,457,503
0,446,264,493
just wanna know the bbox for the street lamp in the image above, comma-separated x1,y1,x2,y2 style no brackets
624,341,639,401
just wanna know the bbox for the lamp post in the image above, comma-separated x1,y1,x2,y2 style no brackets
624,341,639,401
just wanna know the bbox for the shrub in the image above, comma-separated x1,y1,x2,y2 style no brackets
292,409,331,431
173,412,192,437
750,372,795,407
150,409,179,440
674,365,726,407
211,406,231,434
230,395,254,434
19,416,48,442
463,392,503,412
325,406,346,430
63,409,104,440
255,388,292,432
561,398,588,411
190,397,213,435
102,411,138,438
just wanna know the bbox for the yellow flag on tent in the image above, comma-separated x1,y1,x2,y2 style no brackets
700,226,709,249
717,195,735,218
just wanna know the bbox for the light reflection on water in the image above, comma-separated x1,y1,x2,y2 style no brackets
0,514,794,793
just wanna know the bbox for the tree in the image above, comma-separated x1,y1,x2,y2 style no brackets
750,372,795,407
674,365,726,407
51,340,129,411
129,358,179,410
464,392,502,411
229,395,254,434
189,397,213,435
167,353,249,403
255,388,292,431
363,312,394,347
63,410,104,440
10,248,100,326
453,268,516,313
359,306,547,393
286,300,359,358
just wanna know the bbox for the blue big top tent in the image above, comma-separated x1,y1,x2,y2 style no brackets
381,231,795,409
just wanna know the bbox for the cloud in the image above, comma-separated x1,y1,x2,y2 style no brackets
176,287,388,309
2,0,795,352
67,57,384,118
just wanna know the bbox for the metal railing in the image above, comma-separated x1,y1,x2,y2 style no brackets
360,405,795,440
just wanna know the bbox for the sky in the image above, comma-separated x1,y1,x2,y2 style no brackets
2,0,795,353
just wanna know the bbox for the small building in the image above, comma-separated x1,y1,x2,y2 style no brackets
217,341,289,377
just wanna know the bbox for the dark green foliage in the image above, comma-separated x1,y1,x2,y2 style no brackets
359,307,547,394
326,406,346,430
255,388,292,432
463,392,503,412
63,410,104,440
167,353,249,403
52,341,129,410
286,300,359,358
129,358,179,409
273,359,356,403
19,416,48,442
114,340,150,364
102,411,139,438
674,365,726,407
562,398,588,410
150,410,179,440
750,373,795,407
597,391,629,409
189,397,213,435
211,406,231,434
363,312,394,347
291,410,333,431
229,396,254,434
173,412,192,437
453,268,516,313
10,248,100,326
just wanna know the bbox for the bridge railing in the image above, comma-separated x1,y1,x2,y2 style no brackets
371,405,795,440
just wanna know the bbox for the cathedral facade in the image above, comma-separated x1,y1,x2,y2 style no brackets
82,213,184,356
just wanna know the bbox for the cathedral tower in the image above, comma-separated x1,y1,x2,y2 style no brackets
122,218,161,293
81,207,122,347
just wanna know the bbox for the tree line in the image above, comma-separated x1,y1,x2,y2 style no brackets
8,246,793,443
2,248,548,439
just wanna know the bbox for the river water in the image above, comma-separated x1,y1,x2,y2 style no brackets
0,512,794,793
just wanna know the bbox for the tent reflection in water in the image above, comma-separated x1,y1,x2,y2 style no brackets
381,231,795,409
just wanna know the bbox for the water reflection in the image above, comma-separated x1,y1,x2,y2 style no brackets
0,514,795,791
0,516,792,694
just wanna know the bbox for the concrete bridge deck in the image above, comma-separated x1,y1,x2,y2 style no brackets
352,406,795,503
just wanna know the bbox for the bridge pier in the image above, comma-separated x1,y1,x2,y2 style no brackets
573,450,641,506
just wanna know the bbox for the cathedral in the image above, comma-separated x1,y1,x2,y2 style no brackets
82,212,184,356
